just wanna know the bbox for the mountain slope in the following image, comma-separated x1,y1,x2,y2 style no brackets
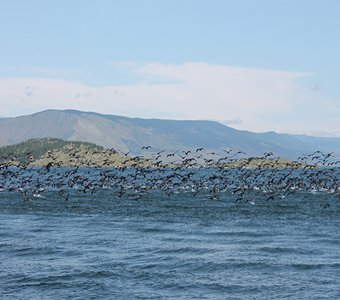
0,109,339,159
0,137,152,167
0,137,104,162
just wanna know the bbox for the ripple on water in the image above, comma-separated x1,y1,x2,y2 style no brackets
0,192,340,299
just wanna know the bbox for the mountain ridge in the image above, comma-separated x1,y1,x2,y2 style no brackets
0,109,339,159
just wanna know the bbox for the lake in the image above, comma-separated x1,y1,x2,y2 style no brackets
1,187,339,299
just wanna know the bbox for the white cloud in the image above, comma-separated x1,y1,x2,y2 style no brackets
0,62,339,136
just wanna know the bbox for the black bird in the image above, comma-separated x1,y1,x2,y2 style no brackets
167,151,178,157
45,162,54,172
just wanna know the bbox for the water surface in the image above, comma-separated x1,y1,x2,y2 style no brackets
1,190,339,299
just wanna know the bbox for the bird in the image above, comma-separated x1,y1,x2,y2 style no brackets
1,142,338,210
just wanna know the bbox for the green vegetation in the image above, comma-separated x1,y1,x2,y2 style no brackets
0,138,153,167
0,137,309,169
0,138,104,162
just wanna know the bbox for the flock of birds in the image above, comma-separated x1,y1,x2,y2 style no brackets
0,146,339,207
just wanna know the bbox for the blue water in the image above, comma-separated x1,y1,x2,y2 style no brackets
1,189,339,299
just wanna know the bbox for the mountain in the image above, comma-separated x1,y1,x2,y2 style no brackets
0,109,339,159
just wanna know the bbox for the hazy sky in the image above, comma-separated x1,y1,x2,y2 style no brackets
1,0,339,136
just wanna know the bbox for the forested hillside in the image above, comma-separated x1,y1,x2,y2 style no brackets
0,138,105,162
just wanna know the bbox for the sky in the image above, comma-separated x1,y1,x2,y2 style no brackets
0,0,339,136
